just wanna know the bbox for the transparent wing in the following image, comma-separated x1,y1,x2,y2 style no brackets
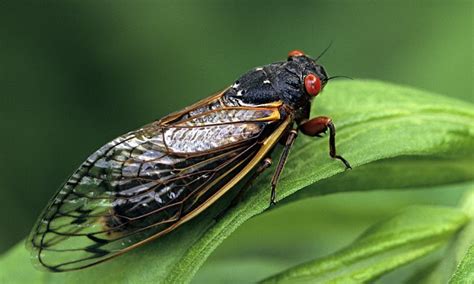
27,94,285,272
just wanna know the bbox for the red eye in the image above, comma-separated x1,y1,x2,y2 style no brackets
304,74,321,96
288,49,305,59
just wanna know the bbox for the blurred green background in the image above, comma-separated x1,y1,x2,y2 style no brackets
0,0,472,281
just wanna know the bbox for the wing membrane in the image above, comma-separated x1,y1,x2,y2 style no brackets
28,92,289,271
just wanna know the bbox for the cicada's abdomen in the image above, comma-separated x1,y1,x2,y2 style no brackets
100,97,283,233
28,91,286,272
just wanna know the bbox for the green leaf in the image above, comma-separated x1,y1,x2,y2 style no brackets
1,80,473,283
260,206,468,284
410,190,474,284
450,245,474,284
449,192,474,283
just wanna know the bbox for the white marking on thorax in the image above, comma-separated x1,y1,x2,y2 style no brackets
263,79,270,84
236,90,244,96
255,67,263,71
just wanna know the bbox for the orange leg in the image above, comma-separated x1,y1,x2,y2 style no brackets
300,116,351,169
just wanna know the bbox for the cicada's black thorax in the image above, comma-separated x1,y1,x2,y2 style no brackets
223,55,329,123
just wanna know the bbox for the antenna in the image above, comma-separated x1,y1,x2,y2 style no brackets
315,41,333,61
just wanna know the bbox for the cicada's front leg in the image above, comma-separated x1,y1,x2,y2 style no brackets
300,116,352,169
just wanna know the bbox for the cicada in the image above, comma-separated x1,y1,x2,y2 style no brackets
28,50,351,272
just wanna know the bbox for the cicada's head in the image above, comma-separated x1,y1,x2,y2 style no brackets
277,50,330,122
226,49,333,123
287,49,330,89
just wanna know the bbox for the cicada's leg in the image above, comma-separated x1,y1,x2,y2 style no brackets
270,129,299,206
300,116,352,169
215,158,272,221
